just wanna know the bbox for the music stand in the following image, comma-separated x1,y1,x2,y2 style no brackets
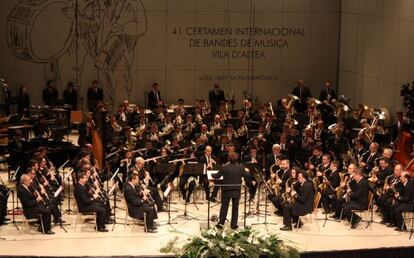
251,172,277,227
242,162,261,217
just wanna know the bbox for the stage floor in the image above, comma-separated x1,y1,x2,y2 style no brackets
0,177,413,257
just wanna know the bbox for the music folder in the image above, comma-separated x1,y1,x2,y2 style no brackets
207,170,222,181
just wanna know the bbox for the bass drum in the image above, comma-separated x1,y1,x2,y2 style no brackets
7,0,74,63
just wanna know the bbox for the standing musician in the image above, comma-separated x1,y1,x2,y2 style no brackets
147,82,162,110
280,170,315,231
87,80,104,112
389,171,414,231
213,152,249,229
124,173,158,233
18,174,54,234
42,80,58,106
319,160,340,213
209,84,226,112
332,168,369,229
74,171,109,232
291,79,312,114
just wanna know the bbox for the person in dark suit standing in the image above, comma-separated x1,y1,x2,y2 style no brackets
1,82,12,116
319,81,337,103
213,152,249,229
17,174,54,234
333,168,369,228
209,84,225,112
42,80,58,106
291,79,312,114
87,80,104,112
63,81,78,110
147,82,162,110
74,171,108,232
280,170,315,231
390,111,405,143
16,85,30,116
124,173,158,233
391,171,414,230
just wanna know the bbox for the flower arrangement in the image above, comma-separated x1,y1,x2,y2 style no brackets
160,226,299,258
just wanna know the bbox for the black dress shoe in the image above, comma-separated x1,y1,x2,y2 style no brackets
4,218,10,222
147,228,158,233
0,221,9,226
209,198,217,203
280,226,292,231
380,220,388,224
351,218,361,229
185,197,190,203
158,207,167,212
45,230,55,235
98,228,109,232
231,225,239,230
395,226,407,232
216,223,224,229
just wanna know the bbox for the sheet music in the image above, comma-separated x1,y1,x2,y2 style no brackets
207,170,222,180
163,184,172,197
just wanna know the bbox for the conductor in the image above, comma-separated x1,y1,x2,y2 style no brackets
213,152,248,229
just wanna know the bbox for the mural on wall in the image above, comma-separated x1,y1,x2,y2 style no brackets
6,0,147,109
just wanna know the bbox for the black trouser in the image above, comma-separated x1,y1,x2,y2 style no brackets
245,177,257,200
27,205,52,232
81,203,107,229
334,198,363,225
321,188,336,212
136,203,158,230
179,175,195,201
282,203,299,227
149,187,163,209
393,203,414,229
219,193,240,228
48,198,62,222
200,175,218,200
0,193,9,223
269,193,284,214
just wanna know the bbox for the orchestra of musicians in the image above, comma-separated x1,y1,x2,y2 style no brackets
2,78,414,235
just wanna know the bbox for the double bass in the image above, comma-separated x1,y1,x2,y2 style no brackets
394,124,414,177
86,114,105,170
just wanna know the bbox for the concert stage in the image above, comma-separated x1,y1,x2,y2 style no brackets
0,178,413,258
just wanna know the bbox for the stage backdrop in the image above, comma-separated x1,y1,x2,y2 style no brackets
338,0,414,115
0,0,340,111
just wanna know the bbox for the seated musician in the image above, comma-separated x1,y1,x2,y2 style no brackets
26,168,64,224
17,174,54,234
74,171,109,232
131,157,165,211
390,171,414,231
332,167,369,228
269,167,298,216
265,144,282,179
319,160,340,213
198,146,219,202
280,170,315,231
359,142,381,176
378,164,404,225
124,173,158,233
243,147,263,201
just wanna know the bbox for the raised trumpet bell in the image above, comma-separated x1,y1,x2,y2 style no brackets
288,94,299,101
